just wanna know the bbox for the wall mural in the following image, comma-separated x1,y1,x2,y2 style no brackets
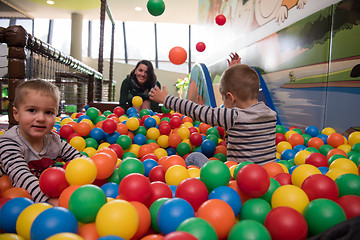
197,0,360,133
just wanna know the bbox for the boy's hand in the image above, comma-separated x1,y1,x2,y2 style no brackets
47,197,59,206
227,52,241,67
149,85,168,104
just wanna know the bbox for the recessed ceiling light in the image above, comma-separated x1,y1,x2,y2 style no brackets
135,7,142,11
46,0,55,5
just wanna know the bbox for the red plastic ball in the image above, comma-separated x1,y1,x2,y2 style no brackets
175,178,209,211
189,132,203,147
163,231,197,240
59,124,75,139
146,181,173,207
215,14,226,26
273,172,292,186
337,195,360,219
196,42,206,52
275,133,286,145
301,174,339,201
102,118,117,134
169,46,187,65
118,173,151,204
159,122,172,135
264,206,308,240
236,164,270,198
39,167,69,197
170,116,182,129
149,165,166,183
305,152,328,167
141,153,159,162
113,106,125,117
108,143,123,159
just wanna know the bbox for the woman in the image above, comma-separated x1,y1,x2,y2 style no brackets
119,60,161,113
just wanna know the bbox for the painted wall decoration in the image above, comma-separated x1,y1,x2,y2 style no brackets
198,0,360,133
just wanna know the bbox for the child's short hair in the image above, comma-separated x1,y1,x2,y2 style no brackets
219,64,260,101
14,79,60,109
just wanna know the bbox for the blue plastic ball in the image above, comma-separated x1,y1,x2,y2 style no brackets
30,207,78,240
281,149,296,160
101,182,120,198
289,165,299,174
305,125,320,137
317,134,328,144
169,185,177,198
0,197,33,233
133,134,147,145
98,236,125,240
166,147,177,156
209,186,242,217
201,139,216,158
126,107,138,116
105,131,120,144
157,197,195,234
143,159,159,177
144,117,157,129
78,114,91,122
293,144,307,153
90,127,106,142
318,166,329,174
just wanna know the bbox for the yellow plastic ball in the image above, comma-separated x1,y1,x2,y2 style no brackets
65,157,97,185
128,144,140,158
188,167,201,178
291,164,321,187
152,115,161,125
277,163,289,173
119,116,128,122
271,185,309,214
69,136,86,151
80,118,94,128
157,135,169,148
321,127,336,136
71,113,78,119
96,200,139,239
182,122,193,128
132,96,143,107
98,142,111,150
83,147,97,158
329,158,358,175
349,131,360,146
276,152,281,159
0,234,25,240
285,130,297,141
46,233,84,240
16,203,52,240
182,139,193,149
229,165,237,178
326,168,349,180
146,127,160,140
165,165,189,186
177,127,191,140
294,150,312,165
126,117,140,131
277,141,292,154
61,118,74,126
154,147,168,159
337,144,352,154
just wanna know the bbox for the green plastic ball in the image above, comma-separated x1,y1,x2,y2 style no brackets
335,173,360,197
240,198,272,224
177,217,218,240
349,152,360,166
147,0,165,17
122,151,137,159
276,125,286,134
319,144,334,156
228,219,271,240
161,117,170,123
103,110,112,117
85,137,98,149
94,115,106,124
161,105,171,114
117,157,145,180
200,160,231,192
277,160,292,170
302,134,312,145
213,153,227,162
206,127,220,137
328,154,347,165
305,147,319,154
259,178,281,203
206,134,219,146
149,198,170,232
86,107,100,122
107,168,120,184
116,135,132,150
176,142,191,157
135,126,147,136
352,143,360,152
139,109,151,118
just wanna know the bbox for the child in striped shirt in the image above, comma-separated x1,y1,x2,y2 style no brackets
149,64,277,167
0,80,82,205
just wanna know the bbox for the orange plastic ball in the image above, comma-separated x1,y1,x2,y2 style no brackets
307,137,324,149
91,152,117,179
168,133,182,148
139,145,155,159
162,155,186,172
58,185,81,209
262,162,285,178
169,46,187,65
327,148,347,159
130,201,151,240
0,175,13,193
327,133,345,148
116,123,128,135
78,223,100,240
2,187,32,199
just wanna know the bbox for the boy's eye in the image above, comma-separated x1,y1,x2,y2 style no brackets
27,109,35,113
46,111,55,115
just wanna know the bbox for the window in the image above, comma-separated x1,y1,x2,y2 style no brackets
52,19,71,55
15,19,33,34
34,18,49,42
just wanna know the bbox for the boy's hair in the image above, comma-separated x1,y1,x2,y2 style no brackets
219,64,259,101
14,79,60,109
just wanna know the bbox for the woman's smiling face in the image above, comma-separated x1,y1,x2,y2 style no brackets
135,64,149,86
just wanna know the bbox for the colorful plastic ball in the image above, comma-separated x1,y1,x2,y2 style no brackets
45,232,83,240
113,106,125,117
149,198,169,232
159,122,171,136
129,201,151,240
208,186,241,217
277,141,292,154
303,198,346,236
318,144,333,156
147,0,165,16
196,42,206,52
0,197,34,233
276,125,286,134
176,142,191,157
326,132,345,148
68,184,107,223
100,182,119,198
240,198,271,224
118,158,144,180
189,132,203,147
133,134,147,146
273,172,292,186
305,125,320,137
175,178,208,211
200,160,231,192
236,164,270,198
89,127,105,142
275,133,286,144
291,163,321,187
272,185,309,214
75,121,92,137
337,195,360,219
264,206,308,240
30,207,78,240
228,219,271,240
176,217,218,240
330,157,358,174
95,200,138,239
280,149,296,160
86,107,100,122
65,157,97,185
1,187,31,200
60,124,76,139
146,181,172,208
201,139,216,158
149,165,166,182
349,131,360,146
126,117,140,131
39,167,69,197
163,231,197,240
197,199,235,239
58,185,81,209
307,137,324,149
101,118,117,134
301,174,339,201
316,133,328,144
115,135,131,150
321,127,336,136
259,178,281,203
131,96,143,107
169,46,187,65
69,136,86,151
143,117,156,129
157,197,195,235
335,173,360,197
165,165,189,186
119,173,151,203
108,144,123,159
305,152,328,167
215,14,226,26
143,158,158,177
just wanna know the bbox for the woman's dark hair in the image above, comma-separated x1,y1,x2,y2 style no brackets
130,60,157,90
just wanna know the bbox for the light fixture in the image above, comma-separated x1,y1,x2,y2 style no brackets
135,7,142,11
46,0,55,5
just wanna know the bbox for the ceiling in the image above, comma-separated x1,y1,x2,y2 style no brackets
1,0,199,24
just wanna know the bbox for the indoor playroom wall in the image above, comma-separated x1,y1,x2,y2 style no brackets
200,0,359,134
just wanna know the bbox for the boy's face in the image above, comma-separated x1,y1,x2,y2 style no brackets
13,90,57,143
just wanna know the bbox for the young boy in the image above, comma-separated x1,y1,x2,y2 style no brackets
149,64,277,166
0,79,83,205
